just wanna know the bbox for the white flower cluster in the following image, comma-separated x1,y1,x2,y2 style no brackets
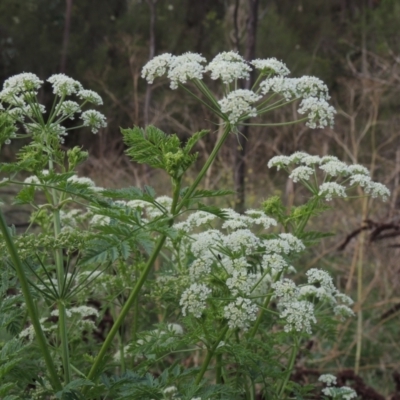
205,51,251,84
81,110,107,133
78,89,103,105
168,52,206,89
272,267,354,334
58,100,80,120
47,73,83,96
67,174,97,188
289,166,314,182
223,297,258,330
318,374,337,386
3,72,42,96
259,75,334,128
141,51,336,129
0,72,106,146
260,76,330,101
179,283,211,318
322,386,357,400
218,89,261,124
264,233,305,255
268,152,390,201
251,58,290,76
319,375,357,400
297,97,336,129
141,53,175,84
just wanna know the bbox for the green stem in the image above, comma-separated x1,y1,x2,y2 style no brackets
85,126,231,390
239,117,308,127
85,234,167,384
277,339,299,398
176,124,231,213
48,155,71,384
248,292,273,340
57,300,71,383
0,209,62,391
248,272,285,340
195,325,229,386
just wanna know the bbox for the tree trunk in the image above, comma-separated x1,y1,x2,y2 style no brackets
234,0,259,213
144,0,157,127
60,0,73,73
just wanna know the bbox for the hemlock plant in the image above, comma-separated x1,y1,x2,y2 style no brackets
0,52,388,399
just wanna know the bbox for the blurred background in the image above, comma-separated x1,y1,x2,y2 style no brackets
1,0,400,397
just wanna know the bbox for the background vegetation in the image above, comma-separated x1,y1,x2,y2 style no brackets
1,0,400,397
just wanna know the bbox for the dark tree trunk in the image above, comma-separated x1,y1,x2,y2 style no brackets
60,0,73,73
144,0,157,127
234,0,259,213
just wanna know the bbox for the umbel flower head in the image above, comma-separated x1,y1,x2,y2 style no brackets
0,72,107,145
141,51,336,129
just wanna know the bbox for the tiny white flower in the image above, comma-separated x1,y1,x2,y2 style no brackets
295,75,330,100
260,76,298,100
67,175,96,187
163,386,178,395
224,228,261,255
167,52,206,89
289,151,311,164
297,97,336,129
58,100,80,119
306,269,336,295
185,210,217,229
262,253,291,276
289,165,314,182
167,323,184,335
319,160,349,177
223,297,258,330
264,233,305,254
280,300,316,334
318,374,337,386
179,283,211,318
90,214,110,226
141,53,175,84
335,292,354,306
206,51,252,83
3,72,43,94
320,155,340,163
301,155,322,166
251,58,290,76
318,182,347,201
244,209,277,229
322,386,357,400
268,155,292,170
70,305,99,318
189,258,213,279
77,89,103,105
81,110,107,133
334,304,355,320
349,174,372,187
226,269,257,296
47,74,83,96
364,181,390,201
348,164,369,176
218,89,261,124
272,279,299,302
